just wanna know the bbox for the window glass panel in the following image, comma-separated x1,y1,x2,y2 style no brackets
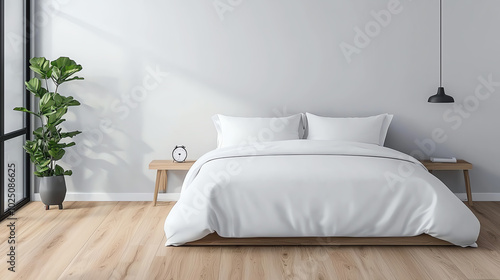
3,0,25,134
4,136,25,211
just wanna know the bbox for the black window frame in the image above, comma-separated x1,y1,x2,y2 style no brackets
0,0,32,221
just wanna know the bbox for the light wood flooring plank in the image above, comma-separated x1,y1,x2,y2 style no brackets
218,246,284,280
323,246,364,279
281,246,338,280
110,202,170,280
17,202,118,280
57,201,150,280
406,247,468,280
367,247,433,280
146,238,222,279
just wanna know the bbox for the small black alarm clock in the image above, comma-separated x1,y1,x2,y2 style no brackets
172,146,188,163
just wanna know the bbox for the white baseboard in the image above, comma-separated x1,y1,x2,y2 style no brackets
31,192,500,202
33,192,181,202
454,192,500,201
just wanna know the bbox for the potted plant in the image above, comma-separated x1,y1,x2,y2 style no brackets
14,57,84,210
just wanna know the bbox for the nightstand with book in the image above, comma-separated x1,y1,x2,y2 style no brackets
419,158,473,206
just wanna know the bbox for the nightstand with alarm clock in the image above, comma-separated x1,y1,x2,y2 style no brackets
148,146,194,206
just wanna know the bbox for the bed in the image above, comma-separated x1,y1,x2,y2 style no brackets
164,114,480,247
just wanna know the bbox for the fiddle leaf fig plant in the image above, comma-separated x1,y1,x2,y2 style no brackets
14,57,84,177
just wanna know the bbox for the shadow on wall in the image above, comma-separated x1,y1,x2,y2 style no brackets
34,11,160,193
60,66,159,194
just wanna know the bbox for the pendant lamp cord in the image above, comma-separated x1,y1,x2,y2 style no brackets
440,0,442,87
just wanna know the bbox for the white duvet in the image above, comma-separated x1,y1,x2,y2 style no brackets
164,140,480,247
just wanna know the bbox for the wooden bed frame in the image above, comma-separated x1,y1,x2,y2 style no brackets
183,233,452,246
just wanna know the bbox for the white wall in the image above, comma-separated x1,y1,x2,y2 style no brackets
34,0,500,198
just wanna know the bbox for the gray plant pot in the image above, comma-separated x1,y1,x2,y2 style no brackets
39,175,67,210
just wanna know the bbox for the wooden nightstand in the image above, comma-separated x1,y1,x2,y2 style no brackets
148,160,196,206
419,160,473,206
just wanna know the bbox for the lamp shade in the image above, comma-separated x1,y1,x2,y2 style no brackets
428,87,454,103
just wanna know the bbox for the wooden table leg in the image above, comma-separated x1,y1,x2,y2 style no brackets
463,170,473,206
160,170,168,192
153,171,161,206
155,170,168,206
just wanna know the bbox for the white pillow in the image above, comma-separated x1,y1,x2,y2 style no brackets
212,114,304,148
305,113,393,146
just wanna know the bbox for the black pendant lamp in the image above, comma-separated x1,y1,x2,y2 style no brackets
428,0,454,103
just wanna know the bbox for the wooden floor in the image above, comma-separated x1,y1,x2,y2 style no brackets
0,201,500,280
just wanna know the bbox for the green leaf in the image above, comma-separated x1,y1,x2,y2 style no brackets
60,66,82,80
38,87,49,98
29,57,52,79
13,107,39,117
64,76,84,82
45,107,66,124
53,93,63,105
51,57,83,84
41,111,56,119
63,170,73,176
51,67,61,81
69,100,80,106
39,92,52,107
40,99,55,111
25,78,41,95
47,126,58,136
53,119,66,127
47,139,59,146
55,107,67,120
62,142,76,148
60,131,81,138
36,165,49,172
39,159,51,167
33,127,44,138
48,149,65,160
31,141,38,151
54,165,65,176
51,57,75,69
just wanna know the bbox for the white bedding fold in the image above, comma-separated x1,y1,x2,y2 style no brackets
164,140,480,246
